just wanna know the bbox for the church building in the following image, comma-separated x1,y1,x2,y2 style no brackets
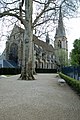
5,25,55,69
0,9,68,69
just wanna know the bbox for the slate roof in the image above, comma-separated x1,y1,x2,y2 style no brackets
0,60,18,68
33,35,54,53
11,25,54,53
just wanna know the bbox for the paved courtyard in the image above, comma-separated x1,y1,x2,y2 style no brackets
0,74,80,120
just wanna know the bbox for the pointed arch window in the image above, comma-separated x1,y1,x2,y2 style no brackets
58,40,62,48
9,43,18,63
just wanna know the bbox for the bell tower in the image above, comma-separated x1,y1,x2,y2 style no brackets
54,7,68,67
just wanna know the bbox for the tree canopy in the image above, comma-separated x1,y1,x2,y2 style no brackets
70,39,80,66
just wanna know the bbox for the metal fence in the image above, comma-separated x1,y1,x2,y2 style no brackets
61,66,80,80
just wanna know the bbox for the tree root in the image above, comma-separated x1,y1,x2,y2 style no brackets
18,73,35,80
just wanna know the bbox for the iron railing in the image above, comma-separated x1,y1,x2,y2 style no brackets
61,66,80,80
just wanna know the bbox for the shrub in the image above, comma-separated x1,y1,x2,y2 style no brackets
0,68,21,75
59,72,80,94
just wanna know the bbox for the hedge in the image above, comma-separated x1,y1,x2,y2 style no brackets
0,68,21,75
59,72,80,94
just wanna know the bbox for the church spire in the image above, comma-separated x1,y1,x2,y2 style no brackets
55,7,66,38
54,7,68,67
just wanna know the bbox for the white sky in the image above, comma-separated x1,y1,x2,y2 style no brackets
0,41,6,55
65,17,80,54
0,17,80,56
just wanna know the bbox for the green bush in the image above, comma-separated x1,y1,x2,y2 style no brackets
59,72,80,94
0,68,21,75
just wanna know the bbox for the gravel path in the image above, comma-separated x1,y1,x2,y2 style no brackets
0,74,80,120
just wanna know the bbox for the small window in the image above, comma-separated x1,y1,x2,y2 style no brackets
58,40,62,48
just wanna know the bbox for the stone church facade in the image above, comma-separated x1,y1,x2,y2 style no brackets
0,9,68,69
5,25,55,69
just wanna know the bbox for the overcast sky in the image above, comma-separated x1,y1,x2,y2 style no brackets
65,17,80,54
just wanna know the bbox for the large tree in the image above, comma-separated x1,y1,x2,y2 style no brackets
0,0,80,80
70,39,80,66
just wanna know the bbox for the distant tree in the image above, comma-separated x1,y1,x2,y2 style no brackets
70,39,80,66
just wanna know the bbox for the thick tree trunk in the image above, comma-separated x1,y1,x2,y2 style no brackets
19,0,35,80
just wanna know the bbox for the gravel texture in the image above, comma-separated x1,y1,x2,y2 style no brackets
0,74,80,120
